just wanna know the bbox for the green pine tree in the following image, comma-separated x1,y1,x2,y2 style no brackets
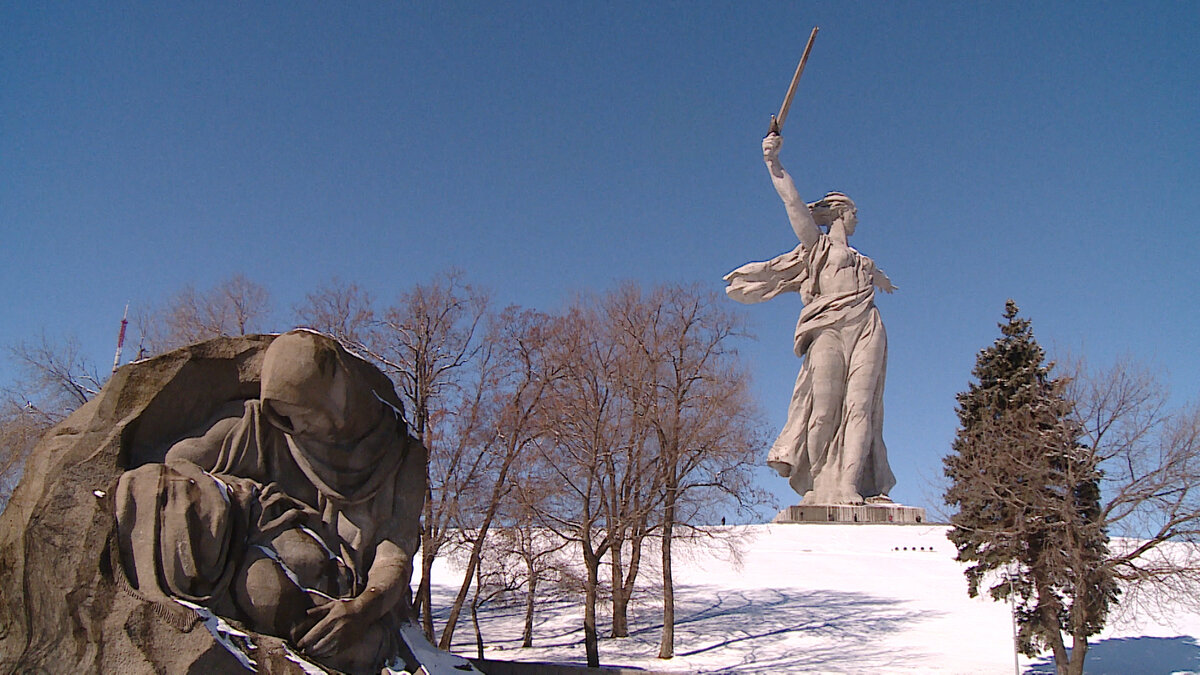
944,301,1116,675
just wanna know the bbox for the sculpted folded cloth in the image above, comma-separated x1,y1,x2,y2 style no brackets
115,330,425,674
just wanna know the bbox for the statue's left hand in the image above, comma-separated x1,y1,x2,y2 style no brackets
297,598,372,657
873,269,898,294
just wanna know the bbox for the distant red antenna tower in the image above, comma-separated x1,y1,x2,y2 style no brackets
112,303,129,374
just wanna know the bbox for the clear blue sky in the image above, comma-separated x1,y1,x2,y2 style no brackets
3,2,1197,515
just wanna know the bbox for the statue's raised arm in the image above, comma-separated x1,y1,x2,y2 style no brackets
763,134,821,249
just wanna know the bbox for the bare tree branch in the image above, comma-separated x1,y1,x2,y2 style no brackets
138,274,273,354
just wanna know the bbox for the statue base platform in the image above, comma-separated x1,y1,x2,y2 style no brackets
772,501,927,525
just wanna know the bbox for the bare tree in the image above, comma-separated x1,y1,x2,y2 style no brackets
453,519,569,658
293,278,763,663
139,274,273,353
2,333,105,506
468,421,576,650
601,429,657,640
294,278,376,348
523,301,633,667
7,333,104,418
506,516,572,648
0,398,53,506
220,274,271,336
376,272,490,641
1069,359,1200,614
517,284,766,666
437,307,567,650
607,283,767,659
593,291,663,639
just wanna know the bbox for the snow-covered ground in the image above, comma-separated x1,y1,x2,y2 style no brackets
425,524,1200,674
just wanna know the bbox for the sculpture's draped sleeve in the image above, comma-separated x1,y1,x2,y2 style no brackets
724,244,811,304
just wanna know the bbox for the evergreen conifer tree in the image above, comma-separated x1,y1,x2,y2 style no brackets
944,301,1116,675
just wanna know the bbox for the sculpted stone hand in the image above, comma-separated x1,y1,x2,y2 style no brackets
299,538,410,658
873,268,897,294
300,597,373,657
763,133,783,166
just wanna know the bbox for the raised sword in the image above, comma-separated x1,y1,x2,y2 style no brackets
768,26,819,136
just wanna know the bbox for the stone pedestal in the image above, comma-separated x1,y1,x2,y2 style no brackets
772,501,927,525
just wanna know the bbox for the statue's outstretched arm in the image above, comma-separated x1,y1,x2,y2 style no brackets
873,268,898,294
763,134,820,249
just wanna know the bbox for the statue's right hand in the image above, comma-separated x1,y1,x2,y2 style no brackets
298,598,371,657
762,134,782,163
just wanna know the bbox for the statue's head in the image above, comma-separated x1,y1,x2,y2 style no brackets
259,330,382,445
809,191,857,234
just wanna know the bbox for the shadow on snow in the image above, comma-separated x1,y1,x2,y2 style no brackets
432,584,935,673
1024,635,1200,675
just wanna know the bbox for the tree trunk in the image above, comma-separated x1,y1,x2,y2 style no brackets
658,493,676,659
417,409,436,640
584,547,601,668
418,546,436,640
609,539,628,637
438,526,484,650
472,603,484,661
1032,573,1068,675
521,561,537,648
472,561,485,660
438,443,521,650
613,525,645,639
1046,623,1068,674
1060,631,1088,675
624,525,644,616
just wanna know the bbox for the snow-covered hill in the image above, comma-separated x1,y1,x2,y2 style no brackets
426,524,1200,674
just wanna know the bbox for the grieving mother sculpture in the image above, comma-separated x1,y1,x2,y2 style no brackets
725,133,896,505
114,330,425,673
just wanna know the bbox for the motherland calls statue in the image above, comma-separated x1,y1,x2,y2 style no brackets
725,132,896,506
723,27,897,509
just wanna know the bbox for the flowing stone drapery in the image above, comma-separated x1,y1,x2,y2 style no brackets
727,229,895,504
